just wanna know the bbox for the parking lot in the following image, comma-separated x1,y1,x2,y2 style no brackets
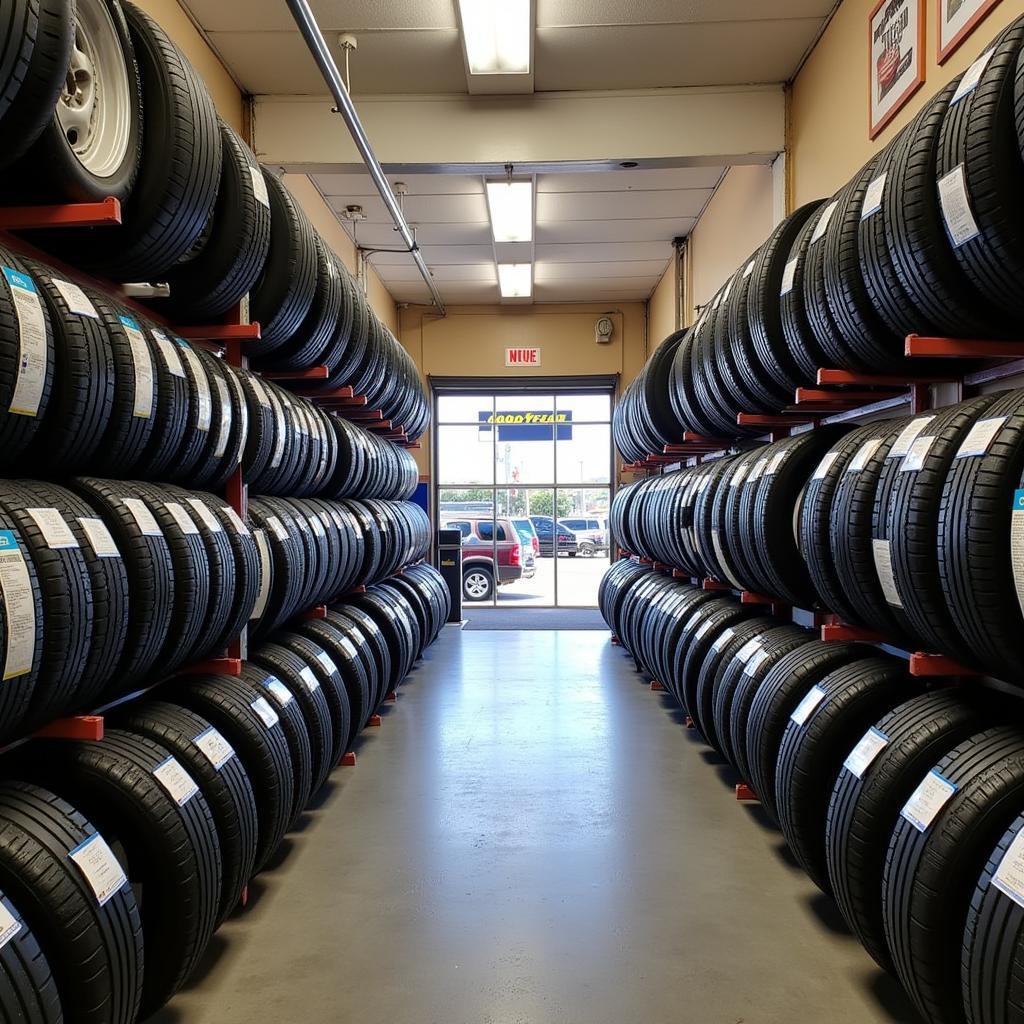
494,552,610,607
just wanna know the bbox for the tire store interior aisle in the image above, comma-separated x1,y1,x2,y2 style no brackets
1,1,1024,1023
153,626,910,1024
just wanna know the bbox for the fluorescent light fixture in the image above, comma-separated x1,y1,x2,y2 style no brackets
485,180,533,242
458,0,531,75
498,263,532,298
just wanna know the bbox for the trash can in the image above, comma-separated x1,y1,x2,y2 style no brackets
438,529,462,623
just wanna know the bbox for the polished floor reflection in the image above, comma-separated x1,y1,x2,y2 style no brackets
153,627,912,1024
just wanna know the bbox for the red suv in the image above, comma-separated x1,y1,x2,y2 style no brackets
441,517,536,602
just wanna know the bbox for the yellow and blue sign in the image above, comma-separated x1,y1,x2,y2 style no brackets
478,410,572,441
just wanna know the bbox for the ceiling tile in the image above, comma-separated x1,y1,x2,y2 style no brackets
535,21,824,90
537,0,837,27
535,281,656,302
536,240,671,262
314,173,486,197
207,29,464,95
534,260,668,280
328,193,489,224
181,0,457,34
371,244,496,266
536,218,696,244
376,263,498,283
536,167,723,192
536,188,711,222
345,221,494,247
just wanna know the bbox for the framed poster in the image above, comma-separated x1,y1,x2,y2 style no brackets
869,0,926,139
937,0,1004,62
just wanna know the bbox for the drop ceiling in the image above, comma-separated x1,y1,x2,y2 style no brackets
313,166,723,304
177,0,836,304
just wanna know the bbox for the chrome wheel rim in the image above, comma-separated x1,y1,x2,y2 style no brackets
464,572,490,599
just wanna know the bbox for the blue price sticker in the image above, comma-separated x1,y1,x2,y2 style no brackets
1,267,35,293
0,530,18,550
118,315,139,331
1014,489,1024,511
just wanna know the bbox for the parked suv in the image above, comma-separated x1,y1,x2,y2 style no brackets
529,515,578,557
441,516,536,601
558,517,608,556
512,517,540,558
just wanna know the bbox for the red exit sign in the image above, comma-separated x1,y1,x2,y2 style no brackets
505,347,541,367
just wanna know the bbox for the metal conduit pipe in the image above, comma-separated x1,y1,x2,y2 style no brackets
283,0,447,315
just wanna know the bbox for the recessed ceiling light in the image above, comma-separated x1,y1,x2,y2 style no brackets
458,0,531,75
485,180,533,242
497,263,532,298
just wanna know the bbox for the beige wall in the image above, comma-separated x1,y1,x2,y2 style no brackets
791,0,1024,205
647,261,678,346
688,165,775,320
399,302,649,476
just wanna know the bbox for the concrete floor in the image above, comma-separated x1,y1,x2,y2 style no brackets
152,627,917,1024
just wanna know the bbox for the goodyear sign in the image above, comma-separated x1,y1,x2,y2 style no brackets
479,410,572,441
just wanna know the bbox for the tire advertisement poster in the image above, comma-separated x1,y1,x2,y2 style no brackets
938,0,1004,61
869,0,925,137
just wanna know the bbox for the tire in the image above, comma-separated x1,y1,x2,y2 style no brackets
0,780,143,1024
826,689,994,971
463,565,494,602
248,169,317,352
773,654,915,893
21,730,220,1018
115,700,258,926
883,726,1024,1024
0,0,73,172
173,673,293,874
72,476,173,690
0,250,53,465
137,323,188,480
744,640,867,821
2,0,142,202
0,888,61,1023
17,259,114,474
240,662,312,830
36,0,221,279
157,120,272,322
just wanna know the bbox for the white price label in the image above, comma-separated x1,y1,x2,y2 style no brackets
889,416,935,458
899,433,939,473
955,416,1007,459
268,391,287,468
164,502,200,536
309,515,325,538
952,49,995,103
901,769,957,832
1012,489,1024,623
185,498,223,533
78,517,120,558
68,833,127,906
251,165,270,208
264,677,294,706
790,684,826,726
122,498,162,537
735,638,761,663
844,726,890,779
119,317,154,419
0,900,21,949
743,648,770,677
711,627,735,654
180,346,211,432
730,463,749,488
153,755,199,806
872,538,903,608
266,515,289,542
150,329,186,378
223,505,250,536
743,259,755,279
249,375,272,409
250,695,279,728
3,267,47,417
194,726,234,771
861,173,887,219
748,457,769,484
938,165,981,247
766,449,788,476
847,437,883,473
811,199,839,243
992,828,1024,909
316,650,337,675
212,376,232,458
0,530,34,679
25,507,78,549
251,530,272,620
813,451,840,481
52,278,98,318
780,258,798,297
692,617,716,642
299,665,320,692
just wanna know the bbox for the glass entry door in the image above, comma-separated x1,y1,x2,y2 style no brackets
436,390,613,608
